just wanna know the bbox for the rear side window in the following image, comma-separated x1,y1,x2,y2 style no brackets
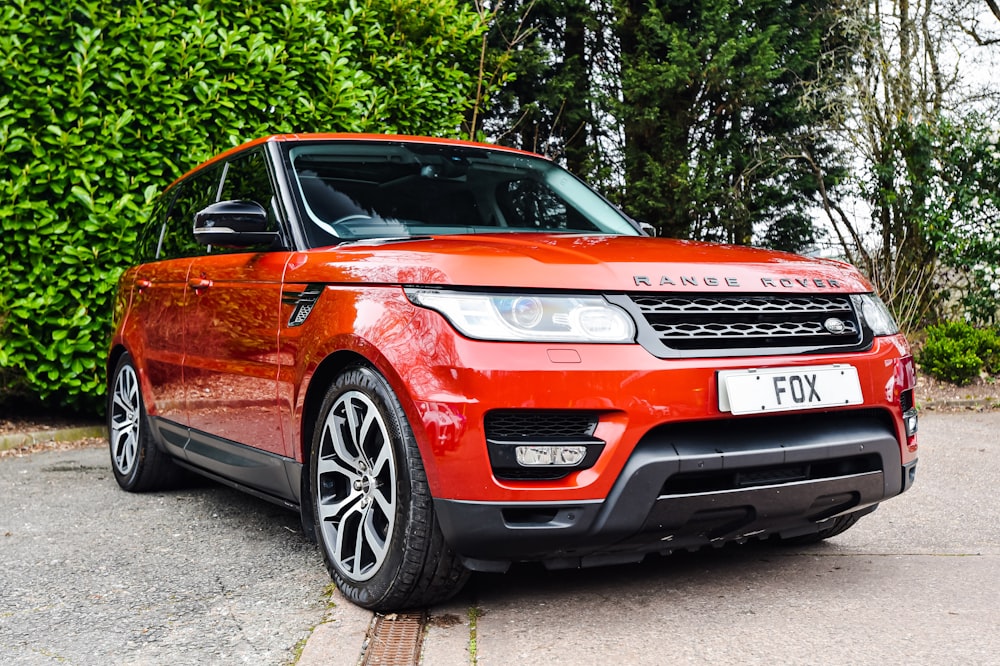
136,165,222,263
136,191,175,264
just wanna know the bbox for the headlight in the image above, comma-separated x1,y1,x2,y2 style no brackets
407,289,636,343
852,293,899,336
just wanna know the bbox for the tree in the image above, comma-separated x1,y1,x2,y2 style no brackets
615,0,850,251
474,0,614,177
806,0,1000,328
475,1,851,252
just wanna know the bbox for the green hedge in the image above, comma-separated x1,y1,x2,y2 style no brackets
0,0,487,412
918,321,1000,385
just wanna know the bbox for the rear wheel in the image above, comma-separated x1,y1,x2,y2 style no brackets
310,365,468,611
108,353,181,492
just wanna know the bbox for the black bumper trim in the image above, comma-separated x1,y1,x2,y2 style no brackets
434,411,909,569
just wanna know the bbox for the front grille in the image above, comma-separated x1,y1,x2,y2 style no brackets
617,293,866,357
484,410,598,440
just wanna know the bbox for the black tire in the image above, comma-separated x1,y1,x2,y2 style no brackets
779,512,865,545
107,353,182,492
309,365,469,611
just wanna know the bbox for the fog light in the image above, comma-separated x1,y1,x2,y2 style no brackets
515,445,587,467
904,410,918,437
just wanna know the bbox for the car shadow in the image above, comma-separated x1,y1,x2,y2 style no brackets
460,537,845,608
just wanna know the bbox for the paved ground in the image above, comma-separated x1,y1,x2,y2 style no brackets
0,449,334,665
1,411,998,665
423,411,1000,665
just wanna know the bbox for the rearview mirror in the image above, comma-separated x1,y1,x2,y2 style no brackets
193,200,280,247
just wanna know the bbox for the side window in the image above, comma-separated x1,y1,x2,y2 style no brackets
156,165,224,260
214,149,282,253
136,190,175,264
219,149,277,230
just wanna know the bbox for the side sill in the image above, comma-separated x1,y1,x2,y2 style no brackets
148,415,302,509
171,459,300,512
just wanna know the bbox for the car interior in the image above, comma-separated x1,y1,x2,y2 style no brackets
289,143,605,246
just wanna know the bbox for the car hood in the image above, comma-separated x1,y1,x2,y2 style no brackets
286,234,872,293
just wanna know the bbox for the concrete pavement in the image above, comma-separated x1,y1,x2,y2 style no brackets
3,410,997,665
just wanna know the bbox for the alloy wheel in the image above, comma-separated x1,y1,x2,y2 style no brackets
110,363,141,476
315,390,397,582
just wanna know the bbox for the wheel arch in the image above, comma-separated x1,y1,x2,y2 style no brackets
106,344,129,393
298,350,378,541
106,343,155,419
299,347,436,465
300,351,369,464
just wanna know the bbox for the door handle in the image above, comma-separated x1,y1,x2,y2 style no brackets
136,279,152,292
188,277,213,290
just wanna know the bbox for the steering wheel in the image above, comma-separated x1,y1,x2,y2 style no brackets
333,214,374,225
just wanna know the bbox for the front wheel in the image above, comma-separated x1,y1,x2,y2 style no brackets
310,365,468,611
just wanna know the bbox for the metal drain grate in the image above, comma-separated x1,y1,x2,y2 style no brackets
361,611,426,666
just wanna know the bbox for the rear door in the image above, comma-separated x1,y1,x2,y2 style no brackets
128,173,221,447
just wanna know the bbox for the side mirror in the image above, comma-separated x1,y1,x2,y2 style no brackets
193,200,280,247
639,221,657,237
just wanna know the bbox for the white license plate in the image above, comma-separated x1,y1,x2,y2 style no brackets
718,365,863,415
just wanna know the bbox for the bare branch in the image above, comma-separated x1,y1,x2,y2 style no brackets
795,148,871,269
467,0,538,138
987,0,1000,25
958,22,1000,45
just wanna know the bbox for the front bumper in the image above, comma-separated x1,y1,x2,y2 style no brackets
396,323,915,503
433,410,916,570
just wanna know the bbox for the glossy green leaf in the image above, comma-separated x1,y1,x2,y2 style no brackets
0,0,489,413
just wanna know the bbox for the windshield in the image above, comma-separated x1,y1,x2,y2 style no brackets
286,141,640,247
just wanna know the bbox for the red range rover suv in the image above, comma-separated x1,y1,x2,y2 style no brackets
108,134,918,611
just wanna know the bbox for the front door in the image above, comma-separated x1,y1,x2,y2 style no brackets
183,251,289,457
179,148,294,498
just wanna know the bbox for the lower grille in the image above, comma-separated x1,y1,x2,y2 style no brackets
485,410,602,481
484,410,598,440
660,455,881,496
